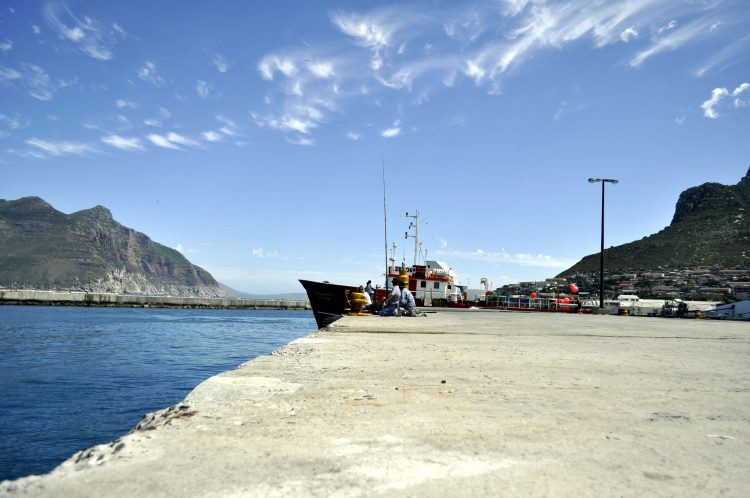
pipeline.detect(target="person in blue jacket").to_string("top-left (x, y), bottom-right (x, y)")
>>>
top-left (379, 277), bottom-right (402, 316)
top-left (398, 280), bottom-right (419, 316)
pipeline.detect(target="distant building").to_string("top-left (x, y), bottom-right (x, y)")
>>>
top-left (730, 283), bottom-right (750, 300)
top-left (707, 300), bottom-right (750, 319)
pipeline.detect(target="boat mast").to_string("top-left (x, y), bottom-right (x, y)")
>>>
top-left (382, 154), bottom-right (389, 291)
top-left (406, 210), bottom-right (420, 266)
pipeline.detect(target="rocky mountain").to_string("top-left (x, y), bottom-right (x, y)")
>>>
top-left (0, 197), bottom-right (227, 297)
top-left (559, 167), bottom-right (750, 275)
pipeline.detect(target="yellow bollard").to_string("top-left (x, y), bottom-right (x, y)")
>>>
top-left (347, 292), bottom-right (371, 316)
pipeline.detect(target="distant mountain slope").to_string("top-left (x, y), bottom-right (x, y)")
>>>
top-left (559, 167), bottom-right (750, 275)
top-left (0, 197), bottom-right (226, 297)
top-left (219, 283), bottom-right (307, 301)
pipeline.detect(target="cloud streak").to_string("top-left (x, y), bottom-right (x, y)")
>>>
top-left (254, 0), bottom-right (739, 140)
top-left (26, 138), bottom-right (95, 156)
top-left (250, 247), bottom-right (287, 259)
top-left (44, 2), bottom-right (122, 61)
top-left (435, 248), bottom-right (575, 269)
top-left (102, 134), bottom-right (145, 151)
top-left (0, 63), bottom-right (57, 100)
top-left (138, 61), bottom-right (165, 86)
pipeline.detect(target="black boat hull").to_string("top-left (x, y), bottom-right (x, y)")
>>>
top-left (299, 279), bottom-right (358, 329)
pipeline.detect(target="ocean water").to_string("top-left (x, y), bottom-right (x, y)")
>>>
top-left (0, 306), bottom-right (316, 482)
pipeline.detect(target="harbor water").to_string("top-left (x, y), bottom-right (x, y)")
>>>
top-left (0, 306), bottom-right (316, 481)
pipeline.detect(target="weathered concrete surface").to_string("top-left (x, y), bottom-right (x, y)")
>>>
top-left (0, 290), bottom-right (308, 310)
top-left (2, 311), bottom-right (749, 497)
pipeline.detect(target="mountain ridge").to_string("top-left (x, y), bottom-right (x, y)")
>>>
top-left (0, 197), bottom-right (226, 297)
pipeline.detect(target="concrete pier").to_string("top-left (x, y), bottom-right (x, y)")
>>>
top-left (2, 311), bottom-right (748, 497)
top-left (0, 290), bottom-right (308, 310)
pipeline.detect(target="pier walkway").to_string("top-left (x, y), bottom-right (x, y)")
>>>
top-left (2, 310), bottom-right (748, 497)
top-left (0, 290), bottom-right (308, 310)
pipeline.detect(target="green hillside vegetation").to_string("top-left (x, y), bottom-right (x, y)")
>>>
top-left (559, 167), bottom-right (750, 275)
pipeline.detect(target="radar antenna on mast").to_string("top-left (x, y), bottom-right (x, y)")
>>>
top-left (405, 210), bottom-right (421, 266)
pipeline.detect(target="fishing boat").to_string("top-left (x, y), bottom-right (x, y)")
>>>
top-left (299, 265), bottom-right (461, 329)
top-left (300, 210), bottom-right (464, 328)
top-left (300, 209), bottom-right (591, 328)
top-left (298, 280), bottom-right (359, 329)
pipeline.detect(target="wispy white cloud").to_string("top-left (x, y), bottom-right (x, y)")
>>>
top-left (435, 248), bottom-right (575, 269)
top-left (166, 132), bottom-right (200, 147)
top-left (620, 27), bottom-right (638, 42)
top-left (202, 115), bottom-right (240, 143)
top-left (115, 99), bottom-right (135, 109)
top-left (6, 148), bottom-right (47, 160)
top-left (0, 112), bottom-right (29, 138)
top-left (196, 79), bottom-right (209, 98)
top-left (145, 131), bottom-right (203, 149)
top-left (250, 247), bottom-right (288, 259)
top-left (102, 134), bottom-right (144, 151)
top-left (31, 25), bottom-right (41, 35)
top-left (701, 83), bottom-right (749, 119)
top-left (44, 3), bottom-right (118, 60)
top-left (654, 19), bottom-right (677, 38)
top-left (114, 114), bottom-right (132, 129)
top-left (255, 1), bottom-right (740, 141)
top-left (0, 40), bottom-right (12, 52)
top-left (0, 63), bottom-right (56, 100)
top-left (331, 8), bottom-right (414, 71)
top-left (141, 108), bottom-right (170, 129)
top-left (202, 130), bottom-right (223, 142)
top-left (112, 23), bottom-right (127, 39)
top-left (258, 55), bottom-right (299, 81)
top-left (553, 100), bottom-right (585, 121)
top-left (26, 137), bottom-right (95, 156)
top-left (146, 133), bottom-right (181, 150)
top-left (380, 120), bottom-right (401, 138)
top-left (174, 244), bottom-right (197, 254)
top-left (212, 54), bottom-right (229, 73)
top-left (694, 34), bottom-right (750, 77)
top-left (308, 60), bottom-right (335, 79)
top-left (137, 61), bottom-right (165, 86)
top-left (702, 88), bottom-right (728, 119)
top-left (286, 136), bottom-right (315, 146)
top-left (252, 111), bottom-right (319, 135)
top-left (630, 17), bottom-right (715, 68)
top-left (346, 131), bottom-right (361, 140)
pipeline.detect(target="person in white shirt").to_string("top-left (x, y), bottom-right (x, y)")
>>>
top-left (379, 278), bottom-right (402, 316)
top-left (365, 280), bottom-right (374, 303)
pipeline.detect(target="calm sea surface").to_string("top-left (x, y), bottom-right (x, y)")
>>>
top-left (0, 306), bottom-right (316, 481)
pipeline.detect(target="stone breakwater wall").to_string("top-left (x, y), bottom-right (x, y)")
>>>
top-left (0, 290), bottom-right (309, 310)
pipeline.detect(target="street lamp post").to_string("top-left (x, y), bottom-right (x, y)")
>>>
top-left (588, 177), bottom-right (619, 308)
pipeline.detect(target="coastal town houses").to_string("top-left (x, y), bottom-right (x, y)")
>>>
top-left (557, 267), bottom-right (750, 302)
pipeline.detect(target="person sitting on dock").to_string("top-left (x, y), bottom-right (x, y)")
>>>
top-left (397, 280), bottom-right (420, 317)
top-left (358, 285), bottom-right (373, 311)
top-left (379, 278), bottom-right (402, 316)
top-left (365, 280), bottom-right (374, 303)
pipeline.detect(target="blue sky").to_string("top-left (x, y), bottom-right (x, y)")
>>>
top-left (1, 1), bottom-right (748, 294)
